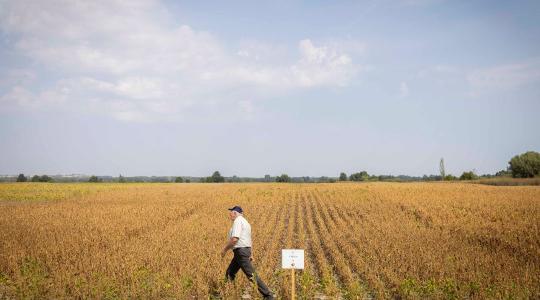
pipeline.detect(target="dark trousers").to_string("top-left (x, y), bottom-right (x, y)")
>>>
top-left (225, 247), bottom-right (273, 299)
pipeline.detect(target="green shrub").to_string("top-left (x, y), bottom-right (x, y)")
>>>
top-left (509, 151), bottom-right (540, 178)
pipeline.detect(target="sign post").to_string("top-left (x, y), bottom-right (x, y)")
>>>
top-left (282, 249), bottom-right (304, 300)
top-left (291, 266), bottom-right (295, 300)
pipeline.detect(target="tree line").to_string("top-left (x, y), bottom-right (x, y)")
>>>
top-left (10, 151), bottom-right (539, 183)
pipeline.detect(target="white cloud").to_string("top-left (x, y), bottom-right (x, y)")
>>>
top-left (0, 86), bottom-right (35, 107)
top-left (0, 69), bottom-right (36, 87)
top-left (467, 59), bottom-right (540, 95)
top-left (0, 0), bottom-right (361, 122)
top-left (237, 100), bottom-right (256, 121)
top-left (291, 39), bottom-right (355, 87)
top-left (417, 65), bottom-right (460, 79)
top-left (397, 0), bottom-right (445, 7)
top-left (114, 77), bottom-right (164, 100)
top-left (414, 60), bottom-right (540, 98)
top-left (0, 84), bottom-right (68, 110)
top-left (235, 40), bottom-right (289, 63)
top-left (202, 39), bottom-right (356, 88)
top-left (399, 82), bottom-right (409, 97)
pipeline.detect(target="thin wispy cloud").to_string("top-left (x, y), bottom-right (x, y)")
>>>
top-left (399, 82), bottom-right (409, 97)
top-left (467, 59), bottom-right (540, 96)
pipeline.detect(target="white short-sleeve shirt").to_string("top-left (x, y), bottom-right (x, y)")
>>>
top-left (228, 215), bottom-right (252, 248)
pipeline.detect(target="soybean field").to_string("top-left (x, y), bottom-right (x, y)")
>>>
top-left (0, 182), bottom-right (539, 299)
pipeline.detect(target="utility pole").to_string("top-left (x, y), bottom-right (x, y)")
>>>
top-left (440, 158), bottom-right (446, 180)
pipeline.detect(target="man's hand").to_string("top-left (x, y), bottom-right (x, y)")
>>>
top-left (249, 255), bottom-right (254, 262)
top-left (221, 237), bottom-right (238, 259)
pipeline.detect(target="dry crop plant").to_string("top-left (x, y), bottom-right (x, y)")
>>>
top-left (0, 182), bottom-right (539, 299)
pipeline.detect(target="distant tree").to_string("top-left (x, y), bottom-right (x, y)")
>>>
top-left (39, 175), bottom-right (53, 182)
top-left (88, 175), bottom-right (100, 182)
top-left (509, 151), bottom-right (540, 178)
top-left (439, 158), bottom-right (446, 180)
top-left (495, 169), bottom-right (511, 177)
top-left (349, 171), bottom-right (369, 181)
top-left (264, 174), bottom-right (271, 182)
top-left (185, 179), bottom-right (191, 183)
top-left (31, 175), bottom-right (40, 182)
top-left (339, 172), bottom-right (347, 181)
top-left (422, 174), bottom-right (442, 181)
top-left (444, 174), bottom-right (456, 181)
top-left (276, 174), bottom-right (291, 182)
top-left (379, 175), bottom-right (393, 181)
top-left (210, 171), bottom-right (225, 183)
top-left (459, 171), bottom-right (478, 180)
top-left (16, 174), bottom-right (27, 182)
top-left (175, 177), bottom-right (184, 183)
top-left (118, 174), bottom-right (126, 183)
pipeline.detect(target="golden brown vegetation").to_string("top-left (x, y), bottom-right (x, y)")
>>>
top-left (0, 182), bottom-right (539, 299)
top-left (475, 177), bottom-right (540, 186)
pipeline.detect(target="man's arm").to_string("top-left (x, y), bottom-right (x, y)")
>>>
top-left (221, 237), bottom-right (239, 257)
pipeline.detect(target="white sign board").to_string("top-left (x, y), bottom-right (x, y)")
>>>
top-left (282, 249), bottom-right (304, 269)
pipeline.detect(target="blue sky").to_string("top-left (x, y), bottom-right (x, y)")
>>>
top-left (1, 0), bottom-right (539, 177)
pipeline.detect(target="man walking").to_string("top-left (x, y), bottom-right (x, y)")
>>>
top-left (221, 206), bottom-right (274, 299)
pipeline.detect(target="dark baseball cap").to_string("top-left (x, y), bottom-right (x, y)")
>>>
top-left (228, 206), bottom-right (243, 213)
